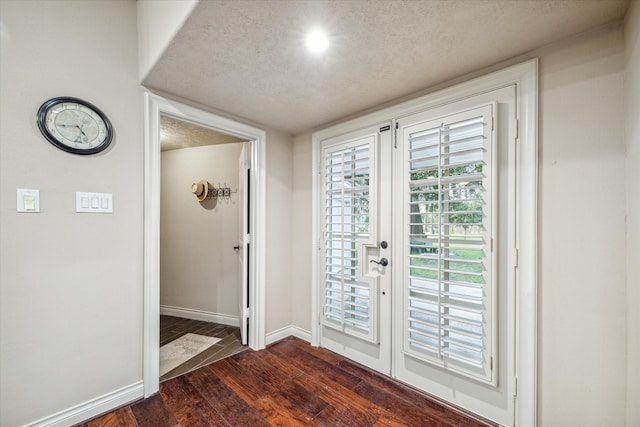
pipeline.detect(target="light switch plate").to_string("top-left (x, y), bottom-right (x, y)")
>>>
top-left (17, 189), bottom-right (40, 213)
top-left (76, 192), bottom-right (112, 213)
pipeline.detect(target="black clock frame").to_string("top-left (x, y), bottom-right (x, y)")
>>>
top-left (37, 96), bottom-right (113, 155)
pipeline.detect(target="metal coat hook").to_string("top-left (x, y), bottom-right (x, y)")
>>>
top-left (193, 179), bottom-right (237, 202)
top-left (203, 182), bottom-right (236, 200)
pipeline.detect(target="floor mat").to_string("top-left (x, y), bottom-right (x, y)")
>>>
top-left (159, 333), bottom-right (221, 376)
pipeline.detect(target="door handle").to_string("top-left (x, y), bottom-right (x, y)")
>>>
top-left (233, 245), bottom-right (240, 252)
top-left (370, 258), bottom-right (388, 267)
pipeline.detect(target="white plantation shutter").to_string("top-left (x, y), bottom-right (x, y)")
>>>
top-left (322, 136), bottom-right (378, 342)
top-left (403, 104), bottom-right (495, 383)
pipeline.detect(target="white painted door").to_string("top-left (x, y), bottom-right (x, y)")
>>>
top-left (392, 86), bottom-right (517, 425)
top-left (319, 123), bottom-right (393, 374)
top-left (238, 141), bottom-right (251, 345)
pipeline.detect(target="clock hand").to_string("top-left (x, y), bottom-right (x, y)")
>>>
top-left (58, 124), bottom-right (88, 143)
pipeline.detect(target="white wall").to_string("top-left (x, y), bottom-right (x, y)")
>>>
top-left (265, 128), bottom-right (294, 334)
top-left (160, 144), bottom-right (242, 322)
top-left (0, 1), bottom-right (143, 426)
top-left (137, 0), bottom-right (199, 81)
top-left (289, 24), bottom-right (631, 427)
top-left (624, 1), bottom-right (640, 426)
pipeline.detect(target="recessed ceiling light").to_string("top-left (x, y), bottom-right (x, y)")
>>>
top-left (306, 29), bottom-right (329, 54)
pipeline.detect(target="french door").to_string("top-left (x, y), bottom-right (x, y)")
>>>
top-left (317, 85), bottom-right (518, 425)
top-left (319, 123), bottom-right (393, 374)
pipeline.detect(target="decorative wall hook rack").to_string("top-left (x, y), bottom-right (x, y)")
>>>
top-left (192, 180), bottom-right (236, 202)
top-left (207, 182), bottom-right (236, 200)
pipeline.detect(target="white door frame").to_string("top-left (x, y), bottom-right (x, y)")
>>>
top-left (311, 59), bottom-right (537, 426)
top-left (142, 91), bottom-right (267, 397)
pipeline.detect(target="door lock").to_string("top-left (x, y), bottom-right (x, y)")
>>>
top-left (370, 258), bottom-right (389, 267)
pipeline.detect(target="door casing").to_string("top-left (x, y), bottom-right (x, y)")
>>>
top-left (311, 59), bottom-right (538, 426)
top-left (143, 91), bottom-right (267, 397)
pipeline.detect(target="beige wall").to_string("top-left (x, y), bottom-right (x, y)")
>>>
top-left (160, 143), bottom-right (243, 320)
top-left (265, 128), bottom-right (294, 334)
top-left (624, 1), bottom-right (640, 426)
top-left (537, 26), bottom-right (627, 427)
top-left (291, 133), bottom-right (313, 332)
top-left (290, 24), bottom-right (633, 426)
top-left (0, 1), bottom-right (143, 426)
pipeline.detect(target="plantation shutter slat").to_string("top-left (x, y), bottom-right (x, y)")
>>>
top-left (403, 105), bottom-right (495, 383)
top-left (322, 136), bottom-right (377, 341)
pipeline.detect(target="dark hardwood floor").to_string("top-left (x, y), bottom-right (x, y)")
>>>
top-left (79, 337), bottom-right (496, 427)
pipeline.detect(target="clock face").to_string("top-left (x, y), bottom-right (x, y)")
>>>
top-left (37, 97), bottom-right (113, 155)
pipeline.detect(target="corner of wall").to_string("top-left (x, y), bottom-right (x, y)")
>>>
top-left (136, 0), bottom-right (200, 82)
top-left (624, 2), bottom-right (640, 425)
top-left (290, 133), bottom-right (314, 334)
top-left (264, 128), bottom-right (295, 334)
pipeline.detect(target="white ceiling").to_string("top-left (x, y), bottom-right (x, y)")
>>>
top-left (143, 0), bottom-right (629, 135)
top-left (160, 115), bottom-right (246, 151)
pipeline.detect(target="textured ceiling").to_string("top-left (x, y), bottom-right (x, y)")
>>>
top-left (144, 0), bottom-right (629, 135)
top-left (160, 115), bottom-right (246, 151)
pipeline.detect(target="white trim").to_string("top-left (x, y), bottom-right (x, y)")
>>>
top-left (311, 59), bottom-right (538, 427)
top-left (143, 92), bottom-right (160, 398)
top-left (143, 92), bottom-right (267, 400)
top-left (26, 382), bottom-right (143, 427)
top-left (266, 325), bottom-right (312, 345)
top-left (160, 305), bottom-right (240, 327)
top-left (252, 132), bottom-right (267, 351)
top-left (311, 136), bottom-right (320, 347)
top-left (513, 59), bottom-right (538, 427)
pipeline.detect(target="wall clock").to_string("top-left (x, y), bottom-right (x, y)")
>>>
top-left (37, 97), bottom-right (113, 155)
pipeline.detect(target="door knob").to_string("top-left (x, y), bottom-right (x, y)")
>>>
top-left (370, 258), bottom-right (389, 267)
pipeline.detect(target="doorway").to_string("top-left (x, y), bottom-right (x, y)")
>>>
top-left (158, 114), bottom-right (248, 380)
top-left (143, 92), bottom-right (267, 398)
top-left (316, 89), bottom-right (515, 425)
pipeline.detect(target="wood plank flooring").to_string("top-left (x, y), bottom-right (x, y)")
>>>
top-left (160, 315), bottom-right (245, 381)
top-left (79, 337), bottom-right (496, 427)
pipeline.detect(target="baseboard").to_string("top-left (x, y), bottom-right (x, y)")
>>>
top-left (26, 381), bottom-right (143, 427)
top-left (266, 325), bottom-right (312, 345)
top-left (160, 305), bottom-right (240, 327)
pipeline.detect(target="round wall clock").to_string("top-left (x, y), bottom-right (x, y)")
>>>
top-left (37, 97), bottom-right (113, 155)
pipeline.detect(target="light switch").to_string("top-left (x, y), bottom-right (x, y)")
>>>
top-left (17, 189), bottom-right (40, 213)
top-left (76, 192), bottom-right (113, 213)
top-left (24, 195), bottom-right (36, 210)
